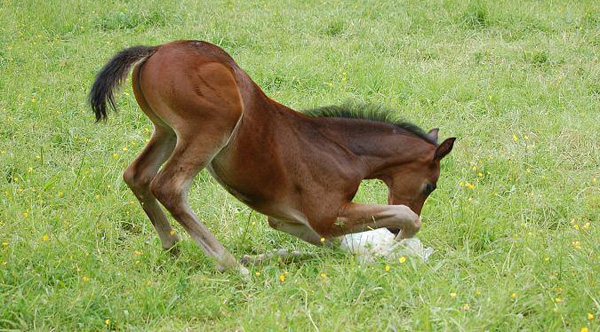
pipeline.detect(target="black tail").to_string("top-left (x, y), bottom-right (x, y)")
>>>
top-left (89, 45), bottom-right (157, 121)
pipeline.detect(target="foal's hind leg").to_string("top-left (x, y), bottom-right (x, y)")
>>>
top-left (150, 132), bottom-right (247, 274)
top-left (123, 126), bottom-right (179, 249)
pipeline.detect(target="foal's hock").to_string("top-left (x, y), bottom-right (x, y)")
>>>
top-left (89, 40), bottom-right (455, 274)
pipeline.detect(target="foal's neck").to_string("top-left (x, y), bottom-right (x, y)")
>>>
top-left (313, 117), bottom-right (435, 178)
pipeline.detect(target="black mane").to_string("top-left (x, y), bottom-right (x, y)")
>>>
top-left (303, 103), bottom-right (436, 145)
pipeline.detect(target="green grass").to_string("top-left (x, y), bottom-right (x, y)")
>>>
top-left (1, 0), bottom-right (599, 330)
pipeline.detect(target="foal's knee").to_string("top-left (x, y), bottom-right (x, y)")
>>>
top-left (123, 167), bottom-right (154, 193)
top-left (267, 217), bottom-right (282, 230)
top-left (394, 205), bottom-right (421, 237)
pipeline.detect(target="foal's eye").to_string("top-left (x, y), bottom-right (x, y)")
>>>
top-left (423, 183), bottom-right (436, 196)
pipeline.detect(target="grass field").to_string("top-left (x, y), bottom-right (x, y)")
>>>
top-left (1, 0), bottom-right (600, 330)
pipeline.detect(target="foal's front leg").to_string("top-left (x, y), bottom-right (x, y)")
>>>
top-left (335, 202), bottom-right (421, 239)
top-left (241, 217), bottom-right (332, 266)
top-left (267, 217), bottom-right (323, 245)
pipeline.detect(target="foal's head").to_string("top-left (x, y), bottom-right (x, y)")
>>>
top-left (304, 104), bottom-right (456, 219)
top-left (380, 129), bottom-right (455, 216)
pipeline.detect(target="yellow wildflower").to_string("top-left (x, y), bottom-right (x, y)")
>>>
top-left (385, 265), bottom-right (390, 272)
top-left (112, 153), bottom-right (118, 158)
top-left (572, 241), bottom-right (581, 249)
top-left (573, 224), bottom-right (580, 230)
top-left (28, 167), bottom-right (33, 173)
top-left (511, 293), bottom-right (517, 299)
top-left (588, 313), bottom-right (594, 320)
top-left (279, 275), bottom-right (285, 282)
top-left (255, 272), bottom-right (260, 276)
top-left (512, 134), bottom-right (519, 142)
top-left (41, 234), bottom-right (49, 242)
top-left (583, 222), bottom-right (590, 230)
top-left (581, 328), bottom-right (588, 332)
top-left (450, 292), bottom-right (457, 298)
top-left (320, 237), bottom-right (326, 243)
top-left (593, 177), bottom-right (597, 184)
top-left (1, 242), bottom-right (7, 248)
top-left (23, 211), bottom-right (28, 218)
top-left (170, 230), bottom-right (176, 236)
top-left (478, 172), bottom-right (483, 177)
top-left (134, 250), bottom-right (142, 255)
top-left (105, 319), bottom-right (110, 325)
top-left (122, 147), bottom-right (127, 152)
top-left (320, 273), bottom-right (327, 278)
top-left (462, 303), bottom-right (470, 310)
top-left (399, 256), bottom-right (407, 263)
top-left (83, 276), bottom-right (90, 282)
top-left (555, 297), bottom-right (563, 303)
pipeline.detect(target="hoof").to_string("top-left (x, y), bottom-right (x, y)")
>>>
top-left (240, 255), bottom-right (252, 266)
top-left (164, 244), bottom-right (181, 257)
top-left (216, 261), bottom-right (250, 280)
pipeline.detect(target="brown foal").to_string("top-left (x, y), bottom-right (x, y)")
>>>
top-left (89, 40), bottom-right (455, 274)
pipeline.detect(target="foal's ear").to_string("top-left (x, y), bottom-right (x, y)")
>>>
top-left (434, 137), bottom-right (456, 161)
top-left (427, 128), bottom-right (439, 143)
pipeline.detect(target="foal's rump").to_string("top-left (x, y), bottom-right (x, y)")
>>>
top-left (89, 40), bottom-right (245, 135)
top-left (139, 47), bottom-right (243, 135)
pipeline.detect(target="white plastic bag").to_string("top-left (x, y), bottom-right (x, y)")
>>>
top-left (340, 228), bottom-right (433, 263)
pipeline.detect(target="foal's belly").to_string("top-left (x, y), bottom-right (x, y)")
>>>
top-left (206, 158), bottom-right (311, 227)
top-left (206, 160), bottom-right (283, 217)
top-left (206, 163), bottom-right (255, 204)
